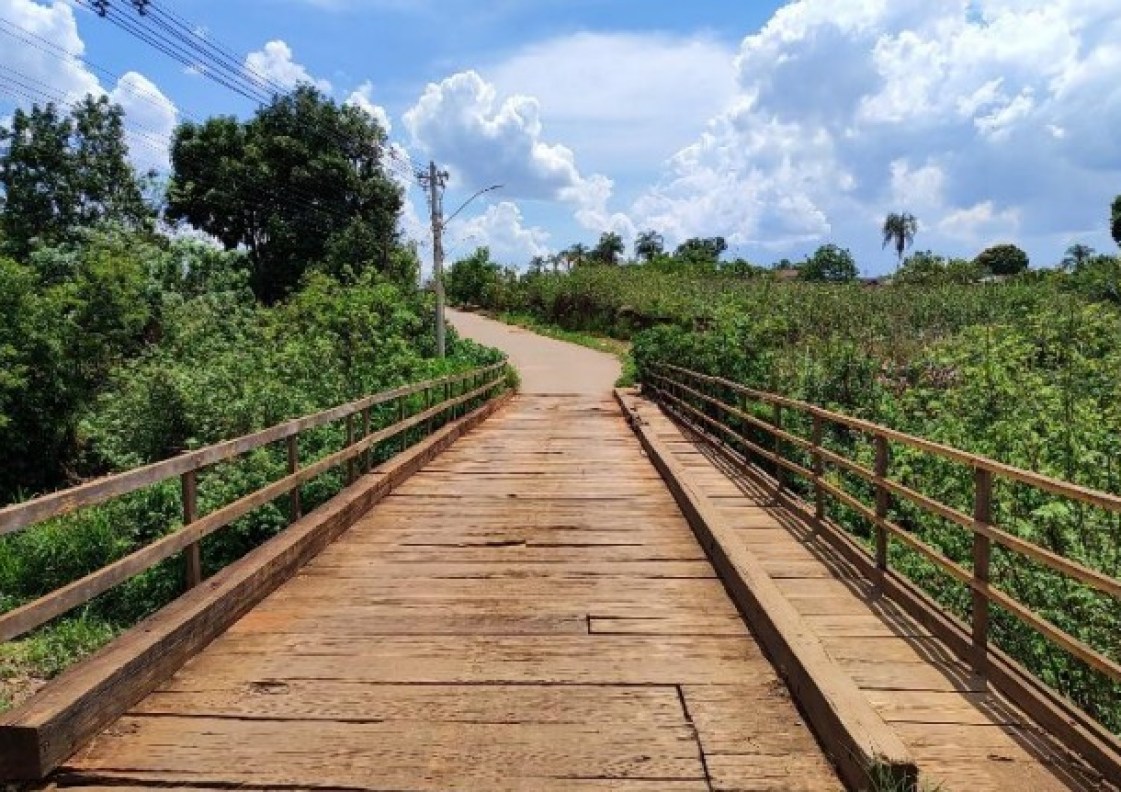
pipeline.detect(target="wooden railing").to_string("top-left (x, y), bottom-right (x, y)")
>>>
top-left (0, 363), bottom-right (509, 643)
top-left (644, 363), bottom-right (1121, 687)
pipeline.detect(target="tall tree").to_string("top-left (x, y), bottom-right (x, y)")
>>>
top-left (975, 243), bottom-right (1029, 276)
top-left (0, 97), bottom-right (150, 261)
top-left (634, 230), bottom-right (664, 262)
top-left (799, 244), bottom-right (858, 283)
top-left (167, 86), bottom-right (402, 303)
top-left (0, 103), bottom-right (74, 257)
top-left (593, 231), bottom-right (625, 265)
top-left (675, 236), bottom-right (727, 265)
top-left (71, 96), bottom-right (150, 230)
top-left (881, 212), bottom-right (918, 265)
top-left (563, 243), bottom-right (589, 270)
top-left (1061, 243), bottom-right (1096, 271)
top-left (1111, 195), bottom-right (1121, 249)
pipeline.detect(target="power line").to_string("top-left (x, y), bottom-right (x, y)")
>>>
top-left (74, 0), bottom-right (417, 195)
top-left (8, 0), bottom-right (436, 243)
top-left (0, 72), bottom-right (365, 230)
top-left (142, 1), bottom-right (290, 97)
top-left (74, 0), bottom-right (270, 104)
top-left (0, 17), bottom-right (182, 123)
top-left (0, 65), bottom-right (173, 152)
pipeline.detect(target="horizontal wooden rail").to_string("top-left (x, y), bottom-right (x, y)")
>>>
top-left (0, 365), bottom-right (508, 642)
top-left (0, 364), bottom-right (506, 538)
top-left (657, 363), bottom-right (1121, 514)
top-left (646, 363), bottom-right (1121, 691)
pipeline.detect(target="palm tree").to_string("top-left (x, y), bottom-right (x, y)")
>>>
top-left (593, 232), bottom-right (625, 265)
top-left (634, 230), bottom-right (665, 262)
top-left (882, 212), bottom-right (919, 265)
top-left (564, 243), bottom-right (589, 270)
top-left (1061, 243), bottom-right (1096, 271)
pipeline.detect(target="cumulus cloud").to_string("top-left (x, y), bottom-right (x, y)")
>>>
top-left (448, 201), bottom-right (550, 265)
top-left (345, 80), bottom-right (392, 133)
top-left (485, 32), bottom-right (737, 174)
top-left (630, 0), bottom-right (1121, 267)
top-left (402, 70), bottom-right (621, 235)
top-left (0, 0), bottom-right (178, 170)
top-left (110, 71), bottom-right (178, 170)
top-left (244, 40), bottom-right (332, 93)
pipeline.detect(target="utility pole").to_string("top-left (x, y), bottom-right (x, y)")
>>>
top-left (421, 161), bottom-right (450, 357)
top-left (419, 163), bottom-right (503, 359)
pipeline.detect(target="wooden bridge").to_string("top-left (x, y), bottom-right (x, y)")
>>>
top-left (1, 310), bottom-right (1120, 791)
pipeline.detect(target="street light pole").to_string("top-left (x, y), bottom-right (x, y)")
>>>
top-left (425, 162), bottom-right (449, 358)
top-left (421, 162), bottom-right (502, 358)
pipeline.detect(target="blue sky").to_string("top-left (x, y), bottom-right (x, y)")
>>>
top-left (3, 0), bottom-right (1121, 273)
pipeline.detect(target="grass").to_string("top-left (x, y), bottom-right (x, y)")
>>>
top-left (0, 614), bottom-right (117, 713)
top-left (491, 311), bottom-right (637, 387)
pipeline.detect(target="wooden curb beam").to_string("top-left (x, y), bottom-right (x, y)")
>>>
top-left (645, 364), bottom-right (1121, 787)
top-left (615, 389), bottom-right (918, 792)
top-left (0, 392), bottom-right (512, 781)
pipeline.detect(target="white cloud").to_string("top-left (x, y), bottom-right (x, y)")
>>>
top-left (110, 71), bottom-right (178, 170)
top-left (485, 32), bottom-right (737, 174)
top-left (345, 80), bottom-right (392, 133)
top-left (0, 0), bottom-right (178, 171)
top-left (0, 0), bottom-right (99, 101)
top-left (244, 40), bottom-right (332, 93)
top-left (627, 0), bottom-right (1121, 266)
top-left (448, 201), bottom-right (550, 265)
top-left (938, 201), bottom-right (1021, 243)
top-left (402, 70), bottom-right (621, 235)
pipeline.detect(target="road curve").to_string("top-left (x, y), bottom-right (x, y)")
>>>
top-left (447, 308), bottom-right (621, 396)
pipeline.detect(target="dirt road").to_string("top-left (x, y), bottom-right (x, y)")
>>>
top-left (447, 308), bottom-right (620, 395)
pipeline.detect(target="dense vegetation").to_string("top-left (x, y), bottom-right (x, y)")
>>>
top-left (0, 90), bottom-right (500, 710)
top-left (448, 223), bottom-right (1121, 731)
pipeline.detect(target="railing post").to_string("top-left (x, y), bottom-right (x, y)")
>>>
top-left (397, 395), bottom-right (407, 454)
top-left (812, 414), bottom-right (825, 532)
top-left (346, 413), bottom-right (356, 484)
top-left (972, 467), bottom-right (993, 681)
top-left (362, 407), bottom-right (372, 473)
top-left (773, 403), bottom-right (786, 493)
top-left (181, 469), bottom-right (201, 590)
top-left (287, 434), bottom-right (302, 522)
top-left (874, 435), bottom-right (890, 590)
top-left (425, 386), bottom-right (433, 437)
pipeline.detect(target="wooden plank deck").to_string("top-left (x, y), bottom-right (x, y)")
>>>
top-left (636, 399), bottom-right (1115, 792)
top-left (55, 396), bottom-right (842, 792)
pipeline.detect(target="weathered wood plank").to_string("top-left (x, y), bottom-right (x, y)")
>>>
top-left (48, 392), bottom-right (842, 791)
top-left (66, 716), bottom-right (705, 790)
top-left (617, 390), bottom-right (916, 791)
top-left (0, 394), bottom-right (511, 780)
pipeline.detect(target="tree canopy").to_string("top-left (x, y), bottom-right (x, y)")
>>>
top-left (446, 246), bottom-right (503, 306)
top-left (882, 212), bottom-right (918, 265)
top-left (1111, 195), bottom-right (1121, 249)
top-left (634, 230), bottom-right (664, 262)
top-left (674, 236), bottom-right (727, 265)
top-left (799, 244), bottom-right (858, 283)
top-left (593, 231), bottom-right (625, 265)
top-left (0, 96), bottom-right (151, 260)
top-left (976, 243), bottom-right (1029, 276)
top-left (166, 86), bottom-right (403, 303)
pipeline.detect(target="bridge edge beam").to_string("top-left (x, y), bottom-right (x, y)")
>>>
top-left (616, 388), bottom-right (918, 792)
top-left (0, 392), bottom-right (512, 782)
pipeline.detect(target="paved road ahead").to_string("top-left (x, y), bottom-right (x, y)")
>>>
top-left (448, 308), bottom-right (620, 395)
